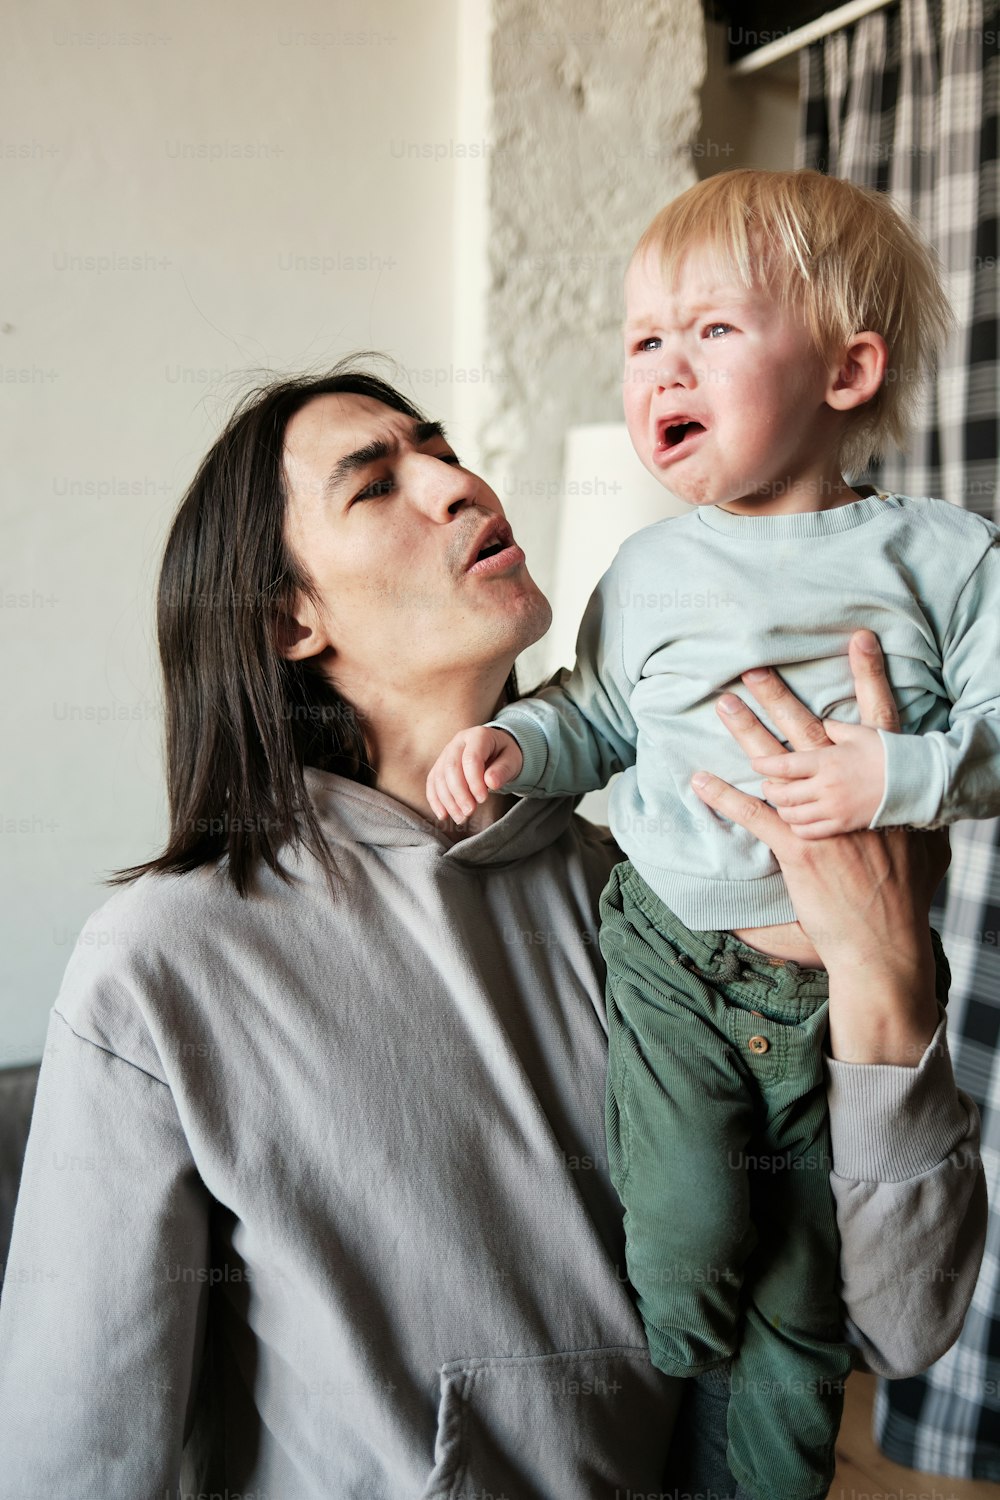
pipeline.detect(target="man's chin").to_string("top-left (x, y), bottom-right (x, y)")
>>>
top-left (458, 567), bottom-right (551, 661)
top-left (509, 577), bottom-right (553, 651)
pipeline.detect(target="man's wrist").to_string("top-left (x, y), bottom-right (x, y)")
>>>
top-left (827, 980), bottom-right (939, 1064)
top-left (826, 934), bottom-right (938, 1065)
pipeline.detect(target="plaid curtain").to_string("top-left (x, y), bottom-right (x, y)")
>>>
top-left (799, 0), bottom-right (998, 520)
top-left (799, 0), bottom-right (1000, 1481)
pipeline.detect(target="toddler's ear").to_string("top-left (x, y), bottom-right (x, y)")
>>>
top-left (825, 331), bottom-right (888, 412)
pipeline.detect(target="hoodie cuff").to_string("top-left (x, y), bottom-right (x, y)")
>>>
top-left (826, 1012), bottom-right (970, 1183)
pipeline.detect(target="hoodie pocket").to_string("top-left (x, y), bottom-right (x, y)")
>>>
top-left (419, 1344), bottom-right (679, 1500)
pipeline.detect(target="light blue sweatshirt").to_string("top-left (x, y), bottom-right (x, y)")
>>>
top-left (492, 493), bottom-right (1000, 930)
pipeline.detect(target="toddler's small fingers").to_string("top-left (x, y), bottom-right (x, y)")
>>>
top-left (425, 767), bottom-right (449, 821)
top-left (486, 741), bottom-right (523, 789)
top-left (776, 802), bottom-right (824, 826)
top-left (750, 751), bottom-right (817, 780)
top-left (790, 820), bottom-right (843, 841)
top-left (461, 744), bottom-right (489, 803)
top-left (762, 779), bottom-right (818, 808)
top-left (442, 758), bottom-right (475, 823)
top-left (426, 783), bottom-right (444, 823)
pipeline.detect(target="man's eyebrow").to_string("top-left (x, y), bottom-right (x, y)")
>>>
top-left (323, 419), bottom-right (448, 498)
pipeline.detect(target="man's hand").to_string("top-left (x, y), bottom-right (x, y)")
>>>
top-left (751, 720), bottom-right (886, 838)
top-left (426, 727), bottom-right (524, 825)
top-left (690, 630), bottom-right (948, 1064)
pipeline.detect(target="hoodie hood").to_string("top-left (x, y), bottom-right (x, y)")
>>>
top-left (302, 765), bottom-right (581, 867)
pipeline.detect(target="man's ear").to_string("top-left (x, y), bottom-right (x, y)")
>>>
top-left (825, 331), bottom-right (889, 412)
top-left (275, 592), bottom-right (330, 662)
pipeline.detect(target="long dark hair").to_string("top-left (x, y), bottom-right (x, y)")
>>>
top-left (109, 361), bottom-right (519, 898)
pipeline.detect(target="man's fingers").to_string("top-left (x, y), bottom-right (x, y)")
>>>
top-left (849, 630), bottom-right (900, 733)
top-left (714, 693), bottom-right (785, 758)
top-left (740, 668), bottom-right (833, 751)
top-left (691, 770), bottom-right (792, 857)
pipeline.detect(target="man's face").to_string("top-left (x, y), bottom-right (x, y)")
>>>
top-left (280, 393), bottom-right (551, 695)
top-left (622, 247), bottom-right (841, 514)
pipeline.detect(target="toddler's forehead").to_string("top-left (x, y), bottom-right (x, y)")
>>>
top-left (624, 244), bottom-right (768, 315)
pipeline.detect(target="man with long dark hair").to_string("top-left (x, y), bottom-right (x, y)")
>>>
top-left (0, 364), bottom-right (986, 1496)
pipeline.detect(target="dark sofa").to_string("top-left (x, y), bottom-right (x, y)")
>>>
top-left (0, 1064), bottom-right (41, 1286)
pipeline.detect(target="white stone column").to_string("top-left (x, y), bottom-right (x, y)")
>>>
top-left (480, 0), bottom-right (706, 679)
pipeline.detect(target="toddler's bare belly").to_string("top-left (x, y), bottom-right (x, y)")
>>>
top-left (731, 921), bottom-right (826, 971)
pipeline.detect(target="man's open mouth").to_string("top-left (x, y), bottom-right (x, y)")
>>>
top-left (475, 539), bottom-right (507, 561)
top-left (465, 518), bottom-right (524, 574)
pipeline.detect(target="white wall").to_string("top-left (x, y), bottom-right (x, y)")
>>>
top-left (483, 0), bottom-right (706, 685)
top-left (1, 0), bottom-right (462, 1063)
top-left (1, 0), bottom-right (711, 1063)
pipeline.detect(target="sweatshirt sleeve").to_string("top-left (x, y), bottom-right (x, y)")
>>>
top-left (874, 537), bottom-right (1000, 828)
top-left (825, 1013), bottom-right (986, 1377)
top-left (488, 563), bottom-right (639, 796)
top-left (0, 1009), bottom-right (211, 1498)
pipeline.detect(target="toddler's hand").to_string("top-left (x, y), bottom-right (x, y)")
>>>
top-left (426, 727), bottom-right (524, 825)
top-left (750, 720), bottom-right (886, 839)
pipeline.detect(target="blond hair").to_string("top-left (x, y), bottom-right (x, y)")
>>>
top-left (635, 169), bottom-right (952, 476)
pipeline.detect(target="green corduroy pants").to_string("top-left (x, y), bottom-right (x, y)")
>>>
top-left (601, 858), bottom-right (949, 1500)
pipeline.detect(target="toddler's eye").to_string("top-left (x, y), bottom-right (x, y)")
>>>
top-left (704, 323), bottom-right (733, 339)
top-left (634, 336), bottom-right (661, 353)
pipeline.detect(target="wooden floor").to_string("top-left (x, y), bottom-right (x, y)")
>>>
top-left (831, 1372), bottom-right (999, 1498)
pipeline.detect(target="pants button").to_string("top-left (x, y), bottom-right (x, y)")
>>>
top-left (748, 1034), bottom-right (770, 1054)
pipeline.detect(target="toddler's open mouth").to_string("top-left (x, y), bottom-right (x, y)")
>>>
top-left (654, 418), bottom-right (706, 465)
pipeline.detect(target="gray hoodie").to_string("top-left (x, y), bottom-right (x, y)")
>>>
top-left (0, 770), bottom-right (985, 1498)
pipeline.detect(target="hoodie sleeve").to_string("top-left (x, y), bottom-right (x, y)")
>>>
top-left (826, 1013), bottom-right (986, 1377)
top-left (0, 1009), bottom-right (211, 1498)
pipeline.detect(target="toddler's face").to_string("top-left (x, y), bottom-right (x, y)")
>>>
top-left (622, 247), bottom-right (842, 515)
